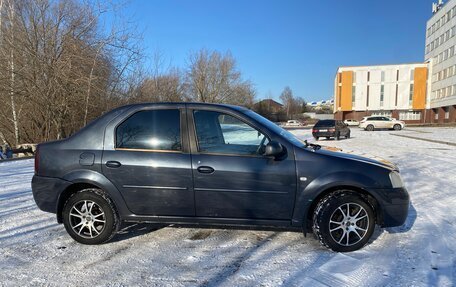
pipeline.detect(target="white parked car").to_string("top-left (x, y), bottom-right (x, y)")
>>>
top-left (344, 119), bottom-right (360, 126)
top-left (359, 116), bottom-right (405, 131)
top-left (284, 120), bottom-right (304, 127)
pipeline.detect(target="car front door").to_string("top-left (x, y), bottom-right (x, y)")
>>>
top-left (188, 107), bottom-right (296, 220)
top-left (101, 105), bottom-right (194, 216)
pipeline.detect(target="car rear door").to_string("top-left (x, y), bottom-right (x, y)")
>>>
top-left (188, 106), bottom-right (296, 220)
top-left (101, 104), bottom-right (194, 216)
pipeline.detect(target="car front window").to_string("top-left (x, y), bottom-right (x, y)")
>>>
top-left (194, 110), bottom-right (269, 155)
top-left (242, 110), bottom-right (306, 148)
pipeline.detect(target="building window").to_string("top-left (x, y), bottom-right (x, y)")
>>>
top-left (352, 86), bottom-right (356, 105)
top-left (410, 69), bottom-right (414, 81)
top-left (367, 71), bottom-right (370, 82)
top-left (381, 71), bottom-right (385, 82)
top-left (445, 49), bottom-right (449, 60)
top-left (445, 107), bottom-right (450, 119)
top-left (451, 46), bottom-right (455, 57)
top-left (380, 85), bottom-right (384, 106)
top-left (399, 111), bottom-right (421, 121)
top-left (409, 84), bottom-right (414, 105)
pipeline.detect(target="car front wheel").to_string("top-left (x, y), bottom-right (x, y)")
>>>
top-left (393, 124), bottom-right (402, 131)
top-left (313, 191), bottom-right (375, 252)
top-left (62, 188), bottom-right (120, 245)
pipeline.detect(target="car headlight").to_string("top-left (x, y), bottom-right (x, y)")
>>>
top-left (389, 171), bottom-right (404, 188)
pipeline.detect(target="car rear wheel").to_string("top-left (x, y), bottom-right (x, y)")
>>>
top-left (62, 188), bottom-right (119, 245)
top-left (314, 136), bottom-right (319, 140)
top-left (366, 125), bottom-right (374, 131)
top-left (393, 124), bottom-right (402, 131)
top-left (313, 191), bottom-right (375, 252)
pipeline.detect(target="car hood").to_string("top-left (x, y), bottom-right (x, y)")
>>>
top-left (314, 146), bottom-right (398, 171)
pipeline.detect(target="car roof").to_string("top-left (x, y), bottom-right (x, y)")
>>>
top-left (117, 102), bottom-right (249, 112)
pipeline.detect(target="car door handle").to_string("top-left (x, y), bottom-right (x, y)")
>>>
top-left (197, 166), bottom-right (215, 174)
top-left (106, 161), bottom-right (121, 168)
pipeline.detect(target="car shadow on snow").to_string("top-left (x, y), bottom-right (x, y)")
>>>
top-left (111, 222), bottom-right (167, 243)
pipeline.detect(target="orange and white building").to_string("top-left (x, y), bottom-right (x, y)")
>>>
top-left (333, 63), bottom-right (430, 123)
top-left (334, 0), bottom-right (456, 124)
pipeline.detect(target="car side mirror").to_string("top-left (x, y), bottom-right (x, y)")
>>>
top-left (264, 141), bottom-right (284, 158)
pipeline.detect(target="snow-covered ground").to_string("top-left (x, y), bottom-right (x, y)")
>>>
top-left (0, 127), bottom-right (455, 286)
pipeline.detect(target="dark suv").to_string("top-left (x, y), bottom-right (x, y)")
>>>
top-left (32, 103), bottom-right (409, 252)
top-left (312, 120), bottom-right (350, 140)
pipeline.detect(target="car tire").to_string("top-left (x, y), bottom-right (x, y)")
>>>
top-left (62, 188), bottom-right (120, 245)
top-left (393, 124), bottom-right (402, 131)
top-left (314, 136), bottom-right (319, 140)
top-left (325, 137), bottom-right (330, 140)
top-left (366, 125), bottom-right (374, 131)
top-left (313, 191), bottom-right (375, 252)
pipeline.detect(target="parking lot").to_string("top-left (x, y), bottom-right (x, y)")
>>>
top-left (0, 127), bottom-right (455, 286)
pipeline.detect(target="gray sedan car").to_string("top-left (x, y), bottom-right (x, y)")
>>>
top-left (32, 103), bottom-right (409, 252)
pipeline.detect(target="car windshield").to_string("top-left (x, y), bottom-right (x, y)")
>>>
top-left (315, 120), bottom-right (335, 127)
top-left (243, 110), bottom-right (306, 148)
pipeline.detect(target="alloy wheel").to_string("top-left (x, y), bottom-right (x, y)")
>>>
top-left (69, 200), bottom-right (106, 239)
top-left (328, 203), bottom-right (369, 246)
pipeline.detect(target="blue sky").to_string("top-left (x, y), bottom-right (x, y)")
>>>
top-left (113, 0), bottom-right (434, 102)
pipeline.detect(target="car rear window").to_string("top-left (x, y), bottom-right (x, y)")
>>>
top-left (116, 109), bottom-right (181, 151)
top-left (315, 120), bottom-right (335, 127)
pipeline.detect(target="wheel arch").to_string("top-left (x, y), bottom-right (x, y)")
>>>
top-left (299, 185), bottom-right (382, 233)
top-left (306, 185), bottom-right (381, 228)
top-left (57, 170), bottom-right (131, 223)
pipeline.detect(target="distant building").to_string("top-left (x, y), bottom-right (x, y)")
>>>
top-left (307, 99), bottom-right (334, 110)
top-left (425, 0), bottom-right (456, 123)
top-left (333, 63), bottom-right (429, 123)
top-left (253, 99), bottom-right (284, 121)
top-left (254, 99), bottom-right (283, 113)
top-left (333, 0), bottom-right (456, 124)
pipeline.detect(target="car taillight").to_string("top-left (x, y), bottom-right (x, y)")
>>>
top-left (329, 128), bottom-right (336, 132)
top-left (312, 129), bottom-right (318, 133)
top-left (34, 145), bottom-right (39, 175)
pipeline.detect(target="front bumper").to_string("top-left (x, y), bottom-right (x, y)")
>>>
top-left (375, 187), bottom-right (410, 227)
top-left (31, 175), bottom-right (72, 214)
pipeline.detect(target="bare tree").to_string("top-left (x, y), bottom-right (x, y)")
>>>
top-left (280, 86), bottom-right (293, 118)
top-left (185, 49), bottom-right (255, 107)
top-left (0, 0), bottom-right (143, 144)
